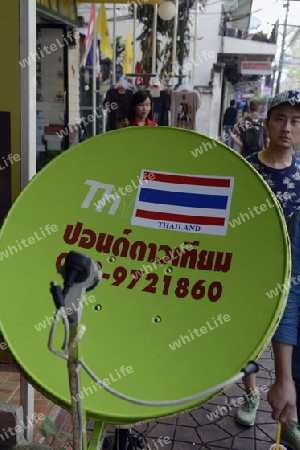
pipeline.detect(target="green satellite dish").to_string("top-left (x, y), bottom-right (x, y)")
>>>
top-left (0, 127), bottom-right (289, 425)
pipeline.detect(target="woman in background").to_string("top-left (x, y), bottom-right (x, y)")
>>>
top-left (118, 90), bottom-right (157, 128)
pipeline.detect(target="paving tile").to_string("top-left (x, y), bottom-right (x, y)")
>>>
top-left (174, 426), bottom-right (201, 444)
top-left (255, 410), bottom-right (275, 425)
top-left (256, 423), bottom-right (276, 442)
top-left (177, 413), bottom-right (199, 427)
top-left (258, 390), bottom-right (270, 402)
top-left (209, 404), bottom-right (236, 419)
top-left (191, 408), bottom-right (219, 426)
top-left (215, 416), bottom-right (242, 434)
top-left (258, 399), bottom-right (273, 412)
top-left (203, 438), bottom-right (233, 449)
top-left (159, 416), bottom-right (178, 425)
top-left (200, 404), bottom-right (220, 415)
top-left (145, 436), bottom-right (173, 449)
top-left (208, 394), bottom-right (231, 406)
top-left (146, 423), bottom-right (176, 440)
top-left (197, 424), bottom-right (231, 443)
top-left (132, 422), bottom-right (151, 434)
top-left (255, 441), bottom-right (275, 450)
top-left (234, 427), bottom-right (255, 439)
top-left (232, 437), bottom-right (255, 450)
top-left (256, 376), bottom-right (273, 387)
top-left (172, 442), bottom-right (200, 450)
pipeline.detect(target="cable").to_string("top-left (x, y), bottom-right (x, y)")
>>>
top-left (48, 310), bottom-right (68, 361)
top-left (78, 358), bottom-right (253, 407)
top-left (61, 307), bottom-right (70, 352)
top-left (48, 306), bottom-right (258, 408)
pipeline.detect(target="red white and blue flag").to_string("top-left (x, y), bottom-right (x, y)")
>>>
top-left (132, 170), bottom-right (234, 235)
top-left (82, 4), bottom-right (101, 79)
top-left (82, 4), bottom-right (94, 66)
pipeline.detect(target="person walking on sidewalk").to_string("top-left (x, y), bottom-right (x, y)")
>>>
top-left (222, 100), bottom-right (238, 149)
top-left (231, 97), bottom-right (268, 157)
top-left (235, 90), bottom-right (300, 449)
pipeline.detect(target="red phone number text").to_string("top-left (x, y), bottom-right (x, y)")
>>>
top-left (102, 265), bottom-right (223, 302)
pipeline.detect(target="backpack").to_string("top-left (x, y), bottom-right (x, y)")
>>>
top-left (241, 116), bottom-right (264, 153)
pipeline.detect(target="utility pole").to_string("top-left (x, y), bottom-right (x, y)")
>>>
top-left (275, 0), bottom-right (290, 94)
top-left (178, 0), bottom-right (189, 85)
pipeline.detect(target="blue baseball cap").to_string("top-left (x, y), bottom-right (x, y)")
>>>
top-left (268, 90), bottom-right (300, 113)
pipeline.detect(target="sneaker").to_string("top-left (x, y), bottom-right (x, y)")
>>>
top-left (281, 419), bottom-right (300, 450)
top-left (235, 391), bottom-right (260, 426)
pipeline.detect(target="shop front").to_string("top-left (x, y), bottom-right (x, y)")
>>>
top-left (36, 0), bottom-right (80, 169)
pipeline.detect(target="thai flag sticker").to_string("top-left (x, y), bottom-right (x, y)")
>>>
top-left (131, 170), bottom-right (234, 235)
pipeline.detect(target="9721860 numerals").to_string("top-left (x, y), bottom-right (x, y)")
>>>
top-left (109, 266), bottom-right (222, 302)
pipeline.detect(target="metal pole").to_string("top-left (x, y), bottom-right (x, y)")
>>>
top-left (178, 0), bottom-right (186, 85)
top-left (112, 4), bottom-right (116, 84)
top-left (92, 7), bottom-right (97, 136)
top-left (20, 0), bottom-right (36, 189)
top-left (276, 0), bottom-right (289, 95)
top-left (152, 4), bottom-right (158, 74)
top-left (192, 0), bottom-right (199, 85)
top-left (133, 4), bottom-right (136, 72)
top-left (172, 0), bottom-right (179, 88)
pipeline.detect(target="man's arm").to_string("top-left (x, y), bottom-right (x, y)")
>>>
top-left (267, 340), bottom-right (296, 425)
top-left (230, 118), bottom-right (244, 149)
top-left (230, 131), bottom-right (243, 149)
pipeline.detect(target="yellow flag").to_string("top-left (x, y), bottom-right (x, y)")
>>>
top-left (123, 25), bottom-right (133, 74)
top-left (95, 4), bottom-right (112, 60)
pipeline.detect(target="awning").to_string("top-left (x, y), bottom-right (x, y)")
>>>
top-left (37, 0), bottom-right (78, 26)
top-left (78, 0), bottom-right (161, 4)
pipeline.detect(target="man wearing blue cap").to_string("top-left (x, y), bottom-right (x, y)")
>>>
top-left (234, 90), bottom-right (300, 448)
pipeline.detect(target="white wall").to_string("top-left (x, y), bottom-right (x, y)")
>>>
top-left (223, 36), bottom-right (277, 56)
top-left (187, 0), bottom-right (221, 86)
top-left (195, 64), bottom-right (224, 137)
top-left (196, 89), bottom-right (212, 135)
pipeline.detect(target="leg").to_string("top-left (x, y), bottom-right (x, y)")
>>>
top-left (224, 127), bottom-right (230, 147)
top-left (235, 373), bottom-right (260, 426)
top-left (229, 126), bottom-right (235, 149)
top-left (242, 373), bottom-right (258, 394)
top-left (280, 380), bottom-right (300, 449)
top-left (296, 381), bottom-right (300, 423)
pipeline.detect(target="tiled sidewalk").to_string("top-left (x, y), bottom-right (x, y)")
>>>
top-left (0, 346), bottom-right (278, 449)
top-left (129, 346), bottom-right (278, 449)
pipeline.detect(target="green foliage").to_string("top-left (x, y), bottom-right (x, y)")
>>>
top-left (38, 417), bottom-right (56, 438)
top-left (37, 416), bottom-right (73, 449)
top-left (116, 36), bottom-right (125, 63)
top-left (134, 0), bottom-right (207, 80)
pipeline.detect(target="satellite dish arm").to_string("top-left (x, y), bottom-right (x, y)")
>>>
top-left (48, 251), bottom-right (102, 450)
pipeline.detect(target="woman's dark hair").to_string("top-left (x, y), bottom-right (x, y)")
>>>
top-left (126, 90), bottom-right (153, 124)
